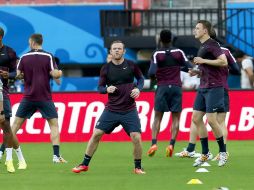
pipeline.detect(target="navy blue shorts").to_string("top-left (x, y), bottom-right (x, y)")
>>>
top-left (3, 97), bottom-right (12, 119)
top-left (16, 99), bottom-right (58, 119)
top-left (154, 85), bottom-right (182, 112)
top-left (95, 109), bottom-right (141, 135)
top-left (223, 89), bottom-right (229, 112)
top-left (193, 87), bottom-right (224, 113)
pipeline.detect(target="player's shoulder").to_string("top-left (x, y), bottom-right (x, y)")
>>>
top-left (125, 59), bottom-right (135, 65)
top-left (100, 62), bottom-right (110, 73)
top-left (152, 48), bottom-right (166, 55)
top-left (169, 47), bottom-right (184, 53)
top-left (242, 57), bottom-right (253, 65)
top-left (39, 50), bottom-right (54, 58)
top-left (4, 45), bottom-right (16, 53)
top-left (207, 38), bottom-right (220, 47)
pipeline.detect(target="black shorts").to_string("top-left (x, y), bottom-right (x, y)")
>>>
top-left (223, 89), bottom-right (229, 112)
top-left (193, 87), bottom-right (224, 113)
top-left (3, 97), bottom-right (12, 119)
top-left (154, 85), bottom-right (182, 112)
top-left (95, 109), bottom-right (141, 135)
top-left (16, 99), bottom-right (58, 119)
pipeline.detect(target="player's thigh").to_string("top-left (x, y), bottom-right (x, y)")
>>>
top-left (120, 109), bottom-right (141, 135)
top-left (15, 99), bottom-right (37, 119)
top-left (205, 87), bottom-right (224, 113)
top-left (37, 101), bottom-right (58, 119)
top-left (193, 89), bottom-right (206, 112)
top-left (95, 109), bottom-right (121, 134)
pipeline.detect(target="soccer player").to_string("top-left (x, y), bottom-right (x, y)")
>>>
top-left (0, 27), bottom-right (22, 173)
top-left (175, 29), bottom-right (240, 160)
top-left (190, 20), bottom-right (228, 167)
top-left (233, 49), bottom-right (254, 89)
top-left (72, 40), bottom-right (145, 174)
top-left (7, 34), bottom-right (66, 170)
top-left (0, 80), bottom-right (6, 161)
top-left (146, 29), bottom-right (193, 157)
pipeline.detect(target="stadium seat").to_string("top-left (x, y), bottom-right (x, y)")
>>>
top-left (8, 0), bottom-right (33, 4)
top-left (61, 0), bottom-right (83, 3)
top-left (0, 0), bottom-right (7, 5)
top-left (33, 0), bottom-right (62, 4)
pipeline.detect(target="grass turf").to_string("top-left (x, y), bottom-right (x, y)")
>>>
top-left (1, 141), bottom-right (253, 190)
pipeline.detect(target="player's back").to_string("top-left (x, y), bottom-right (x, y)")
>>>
top-left (152, 47), bottom-right (188, 86)
top-left (220, 47), bottom-right (238, 90)
top-left (18, 49), bottom-right (54, 101)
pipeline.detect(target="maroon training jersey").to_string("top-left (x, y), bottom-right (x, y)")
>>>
top-left (221, 47), bottom-right (237, 90)
top-left (0, 45), bottom-right (17, 98)
top-left (197, 38), bottom-right (224, 88)
top-left (149, 47), bottom-right (190, 86)
top-left (98, 59), bottom-right (144, 112)
top-left (17, 49), bottom-right (57, 101)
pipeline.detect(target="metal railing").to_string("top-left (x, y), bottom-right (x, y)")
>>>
top-left (100, 8), bottom-right (254, 56)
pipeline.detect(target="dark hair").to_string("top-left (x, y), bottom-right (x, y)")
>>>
top-left (160, 29), bottom-right (172, 44)
top-left (210, 28), bottom-right (217, 39)
top-left (110, 40), bottom-right (125, 49)
top-left (233, 49), bottom-right (245, 59)
top-left (30, 34), bottom-right (43, 45)
top-left (0, 27), bottom-right (4, 37)
top-left (197, 20), bottom-right (212, 36)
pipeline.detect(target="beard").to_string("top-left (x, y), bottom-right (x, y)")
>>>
top-left (114, 54), bottom-right (123, 60)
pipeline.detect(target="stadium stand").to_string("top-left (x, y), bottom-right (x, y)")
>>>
top-left (0, 0), bottom-right (122, 5)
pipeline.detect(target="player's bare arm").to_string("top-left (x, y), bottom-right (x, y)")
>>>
top-left (194, 54), bottom-right (228, 67)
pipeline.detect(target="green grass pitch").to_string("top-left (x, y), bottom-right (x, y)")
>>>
top-left (1, 141), bottom-right (253, 190)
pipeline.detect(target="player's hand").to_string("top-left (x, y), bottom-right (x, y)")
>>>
top-left (193, 57), bottom-right (205, 65)
top-left (0, 70), bottom-right (9, 79)
top-left (55, 70), bottom-right (62, 78)
top-left (16, 72), bottom-right (24, 79)
top-left (58, 70), bottom-right (63, 78)
top-left (50, 69), bottom-right (62, 79)
top-left (130, 88), bottom-right (140, 99)
top-left (107, 86), bottom-right (117, 93)
top-left (0, 114), bottom-right (5, 123)
top-left (188, 68), bottom-right (200, 76)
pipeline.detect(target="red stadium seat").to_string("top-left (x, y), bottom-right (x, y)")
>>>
top-left (8, 0), bottom-right (33, 4)
top-left (33, 0), bottom-right (62, 4)
top-left (0, 0), bottom-right (7, 5)
top-left (61, 0), bottom-right (83, 3)
top-left (5, 0), bottom-right (123, 5)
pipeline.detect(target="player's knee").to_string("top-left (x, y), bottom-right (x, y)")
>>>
top-left (130, 132), bottom-right (141, 143)
top-left (172, 119), bottom-right (180, 128)
top-left (1, 124), bottom-right (11, 134)
top-left (152, 117), bottom-right (161, 126)
top-left (192, 116), bottom-right (200, 125)
top-left (92, 131), bottom-right (103, 141)
top-left (207, 118), bottom-right (217, 128)
top-left (51, 132), bottom-right (59, 141)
